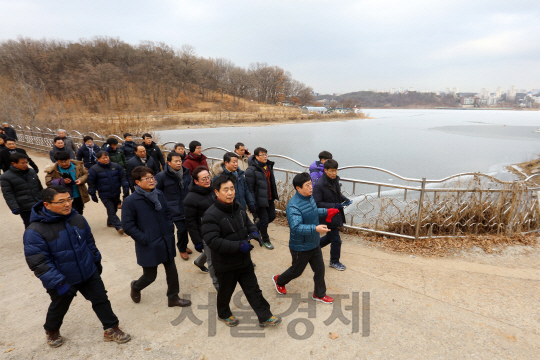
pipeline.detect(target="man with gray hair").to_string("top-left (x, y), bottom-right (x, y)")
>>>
top-left (57, 129), bottom-right (78, 153)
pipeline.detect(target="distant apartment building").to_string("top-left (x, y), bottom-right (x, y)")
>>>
top-left (487, 96), bottom-right (498, 106)
top-left (460, 97), bottom-right (475, 107)
top-left (495, 87), bottom-right (502, 99)
top-left (507, 86), bottom-right (517, 101)
top-left (479, 88), bottom-right (489, 99)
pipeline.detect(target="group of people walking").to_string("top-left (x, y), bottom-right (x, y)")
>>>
top-left (0, 126), bottom-right (353, 349)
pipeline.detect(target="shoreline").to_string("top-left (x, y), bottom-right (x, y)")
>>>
top-left (155, 115), bottom-right (370, 131)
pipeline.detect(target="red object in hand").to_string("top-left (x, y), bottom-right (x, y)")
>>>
top-left (326, 208), bottom-right (340, 222)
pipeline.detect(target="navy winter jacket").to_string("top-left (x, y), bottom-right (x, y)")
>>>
top-left (87, 162), bottom-right (128, 199)
top-left (121, 141), bottom-right (137, 160)
top-left (212, 161), bottom-right (255, 210)
top-left (76, 143), bottom-right (101, 169)
top-left (313, 174), bottom-right (349, 228)
top-left (155, 164), bottom-right (192, 222)
top-left (23, 203), bottom-right (101, 290)
top-left (286, 192), bottom-right (327, 251)
top-left (121, 189), bottom-right (176, 267)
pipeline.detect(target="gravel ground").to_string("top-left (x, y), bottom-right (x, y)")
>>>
top-left (1, 154), bottom-right (539, 359)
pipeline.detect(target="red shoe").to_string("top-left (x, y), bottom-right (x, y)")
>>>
top-left (272, 275), bottom-right (286, 295)
top-left (312, 294), bottom-right (333, 304)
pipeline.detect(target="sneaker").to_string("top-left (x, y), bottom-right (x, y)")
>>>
top-left (45, 329), bottom-right (65, 348)
top-left (272, 275), bottom-right (286, 295)
top-left (218, 315), bottom-right (239, 327)
top-left (263, 241), bottom-right (274, 250)
top-left (259, 315), bottom-right (282, 327)
top-left (329, 262), bottom-right (346, 271)
top-left (193, 261), bottom-right (209, 273)
top-left (117, 229), bottom-right (125, 235)
top-left (312, 294), bottom-right (334, 304)
top-left (103, 325), bottom-right (131, 343)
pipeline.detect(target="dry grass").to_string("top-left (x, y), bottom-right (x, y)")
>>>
top-left (273, 216), bottom-right (539, 257)
top-left (362, 233), bottom-right (539, 257)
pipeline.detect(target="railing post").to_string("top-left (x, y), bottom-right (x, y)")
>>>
top-left (414, 178), bottom-right (427, 240)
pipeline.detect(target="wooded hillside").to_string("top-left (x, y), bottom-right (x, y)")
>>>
top-left (0, 37), bottom-right (313, 124)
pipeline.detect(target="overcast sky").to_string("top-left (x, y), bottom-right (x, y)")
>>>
top-left (1, 0), bottom-right (539, 94)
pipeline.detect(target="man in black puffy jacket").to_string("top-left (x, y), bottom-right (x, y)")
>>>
top-left (23, 186), bottom-right (131, 348)
top-left (155, 152), bottom-right (194, 262)
top-left (201, 174), bottom-right (281, 328)
top-left (313, 159), bottom-right (352, 272)
top-left (184, 166), bottom-right (217, 289)
top-left (1, 152), bottom-right (43, 227)
top-left (121, 133), bottom-right (137, 160)
top-left (142, 133), bottom-right (165, 171)
top-left (87, 151), bottom-right (129, 234)
top-left (126, 145), bottom-right (160, 191)
top-left (0, 138), bottom-right (39, 173)
top-left (245, 147), bottom-right (279, 250)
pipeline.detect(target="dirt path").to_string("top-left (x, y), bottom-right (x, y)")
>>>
top-left (1, 155), bottom-right (539, 359)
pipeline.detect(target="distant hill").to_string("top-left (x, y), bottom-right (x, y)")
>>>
top-left (314, 91), bottom-right (459, 108)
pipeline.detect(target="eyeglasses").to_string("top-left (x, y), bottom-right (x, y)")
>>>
top-left (142, 176), bottom-right (156, 182)
top-left (200, 176), bottom-right (211, 182)
top-left (49, 198), bottom-right (74, 205)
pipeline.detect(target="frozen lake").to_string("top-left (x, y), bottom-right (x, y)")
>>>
top-left (158, 109), bottom-right (540, 182)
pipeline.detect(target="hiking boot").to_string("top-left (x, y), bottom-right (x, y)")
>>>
top-left (45, 329), bottom-right (65, 348)
top-left (259, 315), bottom-right (282, 327)
top-left (186, 248), bottom-right (193, 254)
top-left (130, 280), bottom-right (141, 303)
top-left (329, 262), bottom-right (346, 271)
top-left (117, 229), bottom-right (124, 235)
top-left (193, 261), bottom-right (209, 273)
top-left (104, 325), bottom-right (131, 343)
top-left (272, 274), bottom-right (286, 295)
top-left (312, 294), bottom-right (334, 304)
top-left (218, 315), bottom-right (239, 327)
top-left (168, 296), bottom-right (192, 307)
top-left (263, 241), bottom-right (274, 250)
top-left (180, 252), bottom-right (189, 260)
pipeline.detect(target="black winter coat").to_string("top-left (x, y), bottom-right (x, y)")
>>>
top-left (313, 174), bottom-right (349, 228)
top-left (143, 142), bottom-right (165, 170)
top-left (121, 189), bottom-right (176, 267)
top-left (126, 156), bottom-right (160, 191)
top-left (155, 165), bottom-right (191, 222)
top-left (245, 155), bottom-right (279, 208)
top-left (121, 141), bottom-right (137, 160)
top-left (76, 143), bottom-right (101, 169)
top-left (87, 162), bottom-right (128, 199)
top-left (183, 180), bottom-right (214, 246)
top-left (0, 148), bottom-right (39, 172)
top-left (49, 145), bottom-right (75, 163)
top-left (201, 199), bottom-right (257, 272)
top-left (3, 126), bottom-right (17, 140)
top-left (0, 166), bottom-right (43, 211)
